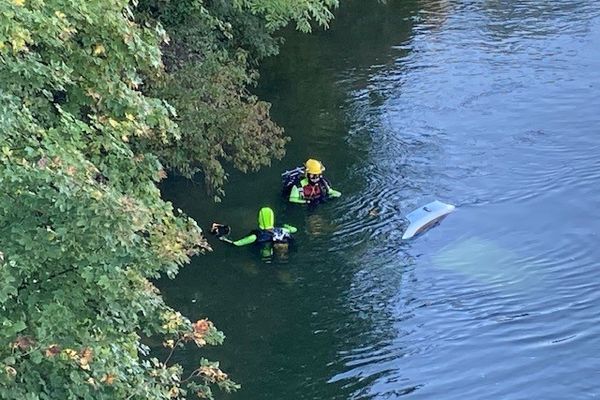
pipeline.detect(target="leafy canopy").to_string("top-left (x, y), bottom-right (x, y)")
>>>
top-left (0, 0), bottom-right (232, 398)
top-left (0, 0), bottom-right (337, 398)
top-left (138, 0), bottom-right (338, 198)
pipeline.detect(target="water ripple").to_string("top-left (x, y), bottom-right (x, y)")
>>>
top-left (328, 1), bottom-right (600, 398)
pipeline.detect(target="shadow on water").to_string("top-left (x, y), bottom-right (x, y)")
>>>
top-left (161, 0), bottom-right (600, 399)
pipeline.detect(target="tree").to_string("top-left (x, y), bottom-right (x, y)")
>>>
top-left (138, 0), bottom-right (339, 199)
top-left (0, 0), bottom-right (235, 398)
top-left (0, 0), bottom-right (338, 398)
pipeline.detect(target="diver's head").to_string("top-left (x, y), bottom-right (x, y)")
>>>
top-left (258, 207), bottom-right (275, 230)
top-left (305, 158), bottom-right (325, 184)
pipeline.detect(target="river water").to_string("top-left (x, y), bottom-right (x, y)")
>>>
top-left (161, 0), bottom-right (600, 398)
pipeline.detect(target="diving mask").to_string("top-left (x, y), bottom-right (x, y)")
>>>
top-left (308, 173), bottom-right (322, 183)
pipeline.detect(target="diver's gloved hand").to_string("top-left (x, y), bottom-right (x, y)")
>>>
top-left (218, 235), bottom-right (234, 244)
top-left (328, 189), bottom-right (342, 198)
top-left (282, 224), bottom-right (298, 234)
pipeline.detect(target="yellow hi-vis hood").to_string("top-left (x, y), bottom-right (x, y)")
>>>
top-left (258, 207), bottom-right (275, 230)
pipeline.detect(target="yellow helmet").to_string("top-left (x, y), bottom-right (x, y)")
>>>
top-left (305, 159), bottom-right (325, 175)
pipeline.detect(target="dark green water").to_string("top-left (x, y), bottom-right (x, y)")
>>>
top-left (161, 1), bottom-right (600, 398)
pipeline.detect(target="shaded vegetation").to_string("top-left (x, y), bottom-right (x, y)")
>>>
top-left (0, 0), bottom-right (337, 398)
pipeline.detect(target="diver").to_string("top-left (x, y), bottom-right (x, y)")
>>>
top-left (211, 207), bottom-right (297, 262)
top-left (281, 158), bottom-right (341, 205)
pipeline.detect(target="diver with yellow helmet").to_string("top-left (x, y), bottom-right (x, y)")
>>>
top-left (282, 159), bottom-right (341, 205)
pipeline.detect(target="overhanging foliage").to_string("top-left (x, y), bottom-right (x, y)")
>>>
top-left (0, 0), bottom-right (338, 398)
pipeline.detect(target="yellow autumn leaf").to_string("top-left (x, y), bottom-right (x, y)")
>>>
top-left (80, 348), bottom-right (93, 360)
top-left (10, 28), bottom-right (31, 53)
top-left (0, 42), bottom-right (5, 51)
top-left (91, 190), bottom-right (103, 200)
top-left (11, 36), bottom-right (26, 52)
top-left (54, 11), bottom-right (66, 19)
top-left (93, 44), bottom-right (105, 56)
top-left (100, 373), bottom-right (116, 385)
top-left (65, 165), bottom-right (76, 176)
top-left (108, 118), bottom-right (118, 128)
top-left (168, 387), bottom-right (179, 398)
top-left (63, 348), bottom-right (79, 360)
top-left (79, 347), bottom-right (93, 370)
top-left (125, 113), bottom-right (135, 121)
top-left (59, 26), bottom-right (77, 41)
top-left (12, 0), bottom-right (25, 6)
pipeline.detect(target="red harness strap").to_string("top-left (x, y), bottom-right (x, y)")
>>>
top-left (303, 183), bottom-right (322, 199)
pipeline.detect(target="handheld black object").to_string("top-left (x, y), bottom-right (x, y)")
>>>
top-left (210, 223), bottom-right (231, 237)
